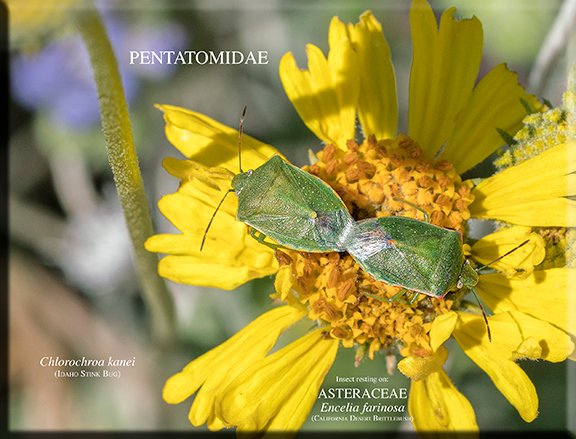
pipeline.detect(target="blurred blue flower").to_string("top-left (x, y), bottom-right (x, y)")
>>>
top-left (11, 14), bottom-right (186, 130)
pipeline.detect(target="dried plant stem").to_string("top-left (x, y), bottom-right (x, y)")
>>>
top-left (529, 0), bottom-right (576, 95)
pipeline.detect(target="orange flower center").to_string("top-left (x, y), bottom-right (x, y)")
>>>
top-left (276, 135), bottom-right (474, 360)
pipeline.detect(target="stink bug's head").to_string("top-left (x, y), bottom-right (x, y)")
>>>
top-left (458, 238), bottom-right (531, 289)
top-left (456, 261), bottom-right (488, 341)
top-left (231, 169), bottom-right (253, 196)
top-left (457, 260), bottom-right (479, 289)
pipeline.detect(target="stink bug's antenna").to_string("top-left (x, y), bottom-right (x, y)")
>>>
top-left (200, 189), bottom-right (234, 251)
top-left (466, 239), bottom-right (530, 342)
top-left (476, 239), bottom-right (530, 271)
top-left (238, 106), bottom-right (247, 174)
top-left (201, 107), bottom-right (247, 251)
top-left (469, 287), bottom-right (492, 342)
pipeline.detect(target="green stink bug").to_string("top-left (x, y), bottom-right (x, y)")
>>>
top-left (232, 155), bottom-right (355, 252)
top-left (201, 107), bottom-right (354, 252)
top-left (347, 215), bottom-right (529, 341)
top-left (347, 216), bottom-right (476, 298)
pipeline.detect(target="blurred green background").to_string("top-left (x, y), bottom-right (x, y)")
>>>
top-left (8, 0), bottom-right (574, 433)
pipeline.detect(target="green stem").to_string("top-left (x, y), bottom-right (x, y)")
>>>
top-left (567, 63), bottom-right (576, 140)
top-left (77, 7), bottom-right (175, 342)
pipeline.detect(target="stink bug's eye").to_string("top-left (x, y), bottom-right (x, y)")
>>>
top-left (457, 280), bottom-right (464, 289)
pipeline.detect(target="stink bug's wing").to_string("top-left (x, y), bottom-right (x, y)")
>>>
top-left (347, 218), bottom-right (432, 292)
top-left (348, 217), bottom-right (463, 297)
top-left (236, 156), bottom-right (353, 252)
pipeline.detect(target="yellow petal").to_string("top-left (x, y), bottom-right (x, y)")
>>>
top-left (398, 346), bottom-right (448, 381)
top-left (154, 184), bottom-right (236, 236)
top-left (156, 104), bottom-right (278, 171)
top-left (145, 161), bottom-right (277, 288)
top-left (469, 142), bottom-right (576, 226)
top-left (327, 15), bottom-right (348, 50)
top-left (162, 157), bottom-right (234, 193)
top-left (478, 268), bottom-right (576, 337)
top-left (274, 264), bottom-right (294, 302)
top-left (154, 254), bottom-right (276, 290)
top-left (409, 369), bottom-right (478, 432)
top-left (513, 337), bottom-right (543, 361)
top-left (145, 167), bottom-right (278, 289)
top-left (440, 64), bottom-right (541, 173)
top-left (279, 37), bottom-right (358, 149)
top-left (408, 0), bottom-right (483, 157)
top-left (349, 11), bottom-right (397, 139)
top-left (216, 329), bottom-right (339, 432)
top-left (324, 41), bottom-right (358, 143)
top-left (430, 311), bottom-right (458, 352)
top-left (453, 312), bottom-right (543, 422)
top-left (162, 306), bottom-right (305, 427)
top-left (8, 0), bottom-right (76, 47)
top-left (501, 311), bottom-right (572, 361)
top-left (471, 226), bottom-right (545, 278)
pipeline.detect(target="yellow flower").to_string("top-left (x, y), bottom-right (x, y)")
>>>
top-left (216, 329), bottom-right (339, 432)
top-left (163, 306), bottom-right (309, 430)
top-left (7, 0), bottom-right (81, 48)
top-left (148, 0), bottom-right (575, 434)
top-left (145, 109), bottom-right (280, 289)
top-left (470, 142), bottom-right (575, 226)
top-left (399, 347), bottom-right (478, 431)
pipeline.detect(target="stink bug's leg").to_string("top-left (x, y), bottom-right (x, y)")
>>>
top-left (392, 197), bottom-right (430, 223)
top-left (249, 227), bottom-right (269, 245)
top-left (433, 142), bottom-right (447, 160)
top-left (200, 189), bottom-right (235, 251)
top-left (469, 287), bottom-right (492, 342)
top-left (364, 292), bottom-right (404, 303)
top-left (364, 293), bottom-right (387, 302)
top-left (248, 227), bottom-right (288, 250)
top-left (387, 288), bottom-right (410, 303)
top-left (366, 289), bottom-right (417, 305)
